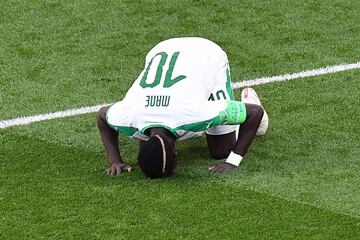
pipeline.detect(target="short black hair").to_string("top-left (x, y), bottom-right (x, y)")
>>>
top-left (138, 135), bottom-right (175, 179)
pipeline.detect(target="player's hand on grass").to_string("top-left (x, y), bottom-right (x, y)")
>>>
top-left (208, 162), bottom-right (236, 174)
top-left (106, 162), bottom-right (133, 176)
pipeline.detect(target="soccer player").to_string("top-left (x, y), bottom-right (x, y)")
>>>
top-left (97, 37), bottom-right (268, 178)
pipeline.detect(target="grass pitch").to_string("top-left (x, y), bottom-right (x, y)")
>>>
top-left (1, 0), bottom-right (360, 239)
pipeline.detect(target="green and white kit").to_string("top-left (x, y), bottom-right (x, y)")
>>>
top-left (106, 37), bottom-right (246, 141)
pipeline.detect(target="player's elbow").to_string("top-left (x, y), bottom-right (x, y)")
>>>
top-left (97, 106), bottom-right (110, 128)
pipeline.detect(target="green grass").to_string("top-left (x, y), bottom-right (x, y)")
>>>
top-left (1, 0), bottom-right (360, 239)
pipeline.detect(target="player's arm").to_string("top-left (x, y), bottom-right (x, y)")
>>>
top-left (232, 102), bottom-right (263, 156)
top-left (97, 106), bottom-right (132, 176)
top-left (209, 102), bottom-right (263, 173)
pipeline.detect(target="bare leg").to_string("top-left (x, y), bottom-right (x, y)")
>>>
top-left (233, 103), bottom-right (263, 156)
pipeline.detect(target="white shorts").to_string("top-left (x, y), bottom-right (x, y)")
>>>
top-left (206, 124), bottom-right (237, 136)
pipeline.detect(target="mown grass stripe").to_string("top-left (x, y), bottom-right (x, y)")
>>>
top-left (1, 61), bottom-right (359, 129)
top-left (2, 132), bottom-right (360, 239)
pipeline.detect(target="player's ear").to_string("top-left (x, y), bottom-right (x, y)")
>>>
top-left (163, 142), bottom-right (176, 177)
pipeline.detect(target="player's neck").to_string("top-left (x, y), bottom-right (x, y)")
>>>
top-left (149, 128), bottom-right (176, 146)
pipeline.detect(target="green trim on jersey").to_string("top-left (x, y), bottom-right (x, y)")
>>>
top-left (141, 124), bottom-right (180, 138)
top-left (105, 103), bottom-right (222, 139)
top-left (141, 115), bottom-right (223, 139)
top-left (113, 125), bottom-right (138, 137)
top-left (226, 67), bottom-right (234, 100)
top-left (174, 115), bottom-right (222, 133)
top-left (105, 104), bottom-right (139, 137)
top-left (106, 102), bottom-right (246, 139)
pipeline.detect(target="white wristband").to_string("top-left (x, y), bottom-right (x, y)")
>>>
top-left (225, 151), bottom-right (243, 167)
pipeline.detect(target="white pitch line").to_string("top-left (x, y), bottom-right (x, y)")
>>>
top-left (0, 104), bottom-right (110, 129)
top-left (1, 61), bottom-right (360, 129)
top-left (231, 61), bottom-right (360, 88)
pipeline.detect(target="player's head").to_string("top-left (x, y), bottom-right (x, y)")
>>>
top-left (138, 135), bottom-right (175, 179)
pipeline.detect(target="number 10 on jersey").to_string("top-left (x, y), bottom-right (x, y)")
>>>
top-left (139, 52), bottom-right (187, 88)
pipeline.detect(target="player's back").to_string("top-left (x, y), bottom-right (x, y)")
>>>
top-left (108, 37), bottom-right (230, 139)
top-left (129, 37), bottom-right (227, 101)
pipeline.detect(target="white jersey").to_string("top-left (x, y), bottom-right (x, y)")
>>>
top-left (106, 37), bottom-right (235, 141)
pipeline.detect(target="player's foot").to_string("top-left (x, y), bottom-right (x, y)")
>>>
top-left (241, 88), bottom-right (269, 135)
